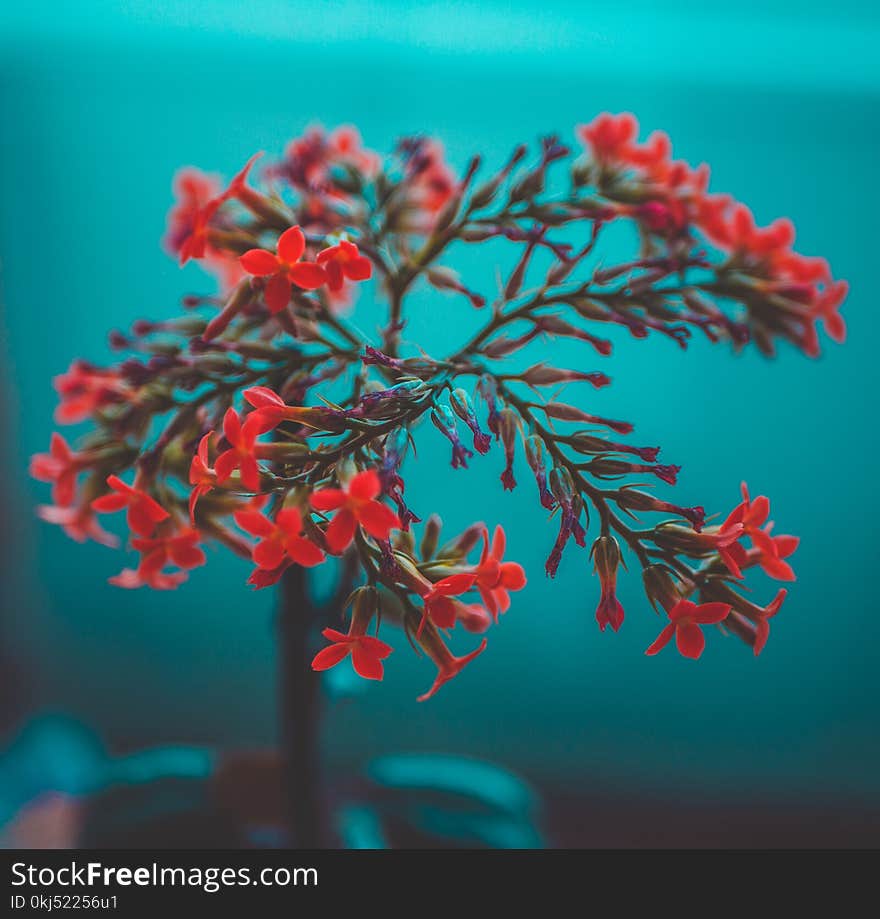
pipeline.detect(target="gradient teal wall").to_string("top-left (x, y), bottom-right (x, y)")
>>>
top-left (2, 2), bottom-right (878, 808)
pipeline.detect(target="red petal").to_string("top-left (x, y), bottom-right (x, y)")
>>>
top-left (264, 274), bottom-right (292, 313)
top-left (434, 573), bottom-right (477, 596)
top-left (311, 643), bottom-right (351, 671)
top-left (428, 596), bottom-right (457, 630)
top-left (325, 508), bottom-right (357, 553)
top-left (692, 602), bottom-right (730, 625)
top-left (358, 635), bottom-right (393, 658)
top-left (222, 408), bottom-right (242, 445)
top-left (491, 524), bottom-right (506, 560)
top-left (357, 500), bottom-right (400, 539)
top-left (214, 449), bottom-right (239, 483)
top-left (645, 622), bottom-right (676, 656)
top-left (345, 254), bottom-right (372, 281)
top-left (348, 468), bottom-right (381, 501)
top-left (351, 645), bottom-right (384, 680)
top-left (234, 509), bottom-right (274, 537)
top-left (286, 537), bottom-right (325, 568)
top-left (310, 488), bottom-right (347, 511)
top-left (498, 562), bottom-right (526, 591)
top-left (675, 622), bottom-right (706, 659)
top-left (288, 261), bottom-right (327, 290)
top-left (239, 454), bottom-right (261, 492)
top-left (753, 620), bottom-right (770, 656)
top-left (240, 248), bottom-right (280, 276)
top-left (254, 538), bottom-right (285, 570)
top-left (244, 386), bottom-right (284, 409)
top-left (275, 507), bottom-right (303, 537)
top-left (277, 225), bottom-right (306, 263)
top-left (91, 493), bottom-right (127, 513)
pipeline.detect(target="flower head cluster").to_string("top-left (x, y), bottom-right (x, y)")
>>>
top-left (32, 118), bottom-right (843, 696)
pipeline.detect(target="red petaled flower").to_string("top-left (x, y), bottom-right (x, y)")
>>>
top-left (312, 625), bottom-right (393, 681)
top-left (316, 240), bottom-right (372, 292)
top-left (472, 525), bottom-right (526, 620)
top-left (214, 408), bottom-right (274, 493)
top-left (91, 475), bottom-right (169, 537)
top-left (577, 112), bottom-right (639, 164)
top-left (416, 573), bottom-right (478, 635)
top-left (30, 434), bottom-right (84, 507)
top-left (37, 502), bottom-right (118, 547)
top-left (53, 361), bottom-right (131, 424)
top-left (240, 225), bottom-right (327, 313)
top-left (130, 527), bottom-right (207, 580)
top-left (234, 505), bottom-right (325, 570)
top-left (416, 627), bottom-right (488, 702)
top-left (719, 483), bottom-right (797, 581)
top-left (645, 598), bottom-right (731, 660)
top-left (309, 469), bottom-right (401, 553)
top-left (753, 588), bottom-right (787, 656)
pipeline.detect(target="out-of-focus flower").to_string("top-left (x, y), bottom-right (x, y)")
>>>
top-left (91, 475), bottom-right (169, 537)
top-left (472, 526), bottom-right (526, 620)
top-left (234, 505), bottom-right (325, 570)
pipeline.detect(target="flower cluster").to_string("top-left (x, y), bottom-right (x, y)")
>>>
top-left (32, 118), bottom-right (845, 697)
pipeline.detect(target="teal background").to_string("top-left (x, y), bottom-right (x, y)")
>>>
top-left (1, 2), bottom-right (878, 838)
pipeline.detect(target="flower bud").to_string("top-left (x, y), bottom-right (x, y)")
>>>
top-left (641, 565), bottom-right (680, 613)
top-left (591, 535), bottom-right (624, 632)
top-left (420, 514), bottom-right (443, 561)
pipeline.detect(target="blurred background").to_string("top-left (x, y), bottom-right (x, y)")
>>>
top-left (1, 0), bottom-right (878, 847)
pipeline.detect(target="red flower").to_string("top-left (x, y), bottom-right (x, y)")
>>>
top-left (176, 153), bottom-right (261, 266)
top-left (234, 505), bottom-right (325, 570)
top-left (577, 112), bottom-right (639, 164)
top-left (472, 525), bottom-right (526, 620)
top-left (719, 483), bottom-right (797, 581)
top-left (239, 226), bottom-right (327, 313)
top-left (53, 361), bottom-right (131, 424)
top-left (645, 598), bottom-right (731, 660)
top-left (30, 434), bottom-right (84, 506)
top-left (188, 433), bottom-right (215, 523)
top-left (415, 627), bottom-right (488, 702)
top-left (130, 527), bottom-right (207, 580)
top-left (214, 408), bottom-right (274, 493)
top-left (754, 588), bottom-right (787, 656)
top-left (165, 168), bottom-right (243, 290)
top-left (309, 469), bottom-right (401, 553)
top-left (416, 573), bottom-right (478, 635)
top-left (813, 279), bottom-right (847, 344)
top-left (316, 240), bottom-right (372, 292)
top-left (37, 502), bottom-right (118, 547)
top-left (91, 475), bottom-right (169, 537)
top-left (312, 624), bottom-right (393, 681)
top-left (242, 386), bottom-right (347, 432)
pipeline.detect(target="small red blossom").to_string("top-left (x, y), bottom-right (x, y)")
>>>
top-left (316, 240), bottom-right (372, 292)
top-left (719, 483), bottom-right (797, 581)
top-left (472, 526), bottom-right (526, 620)
top-left (416, 628), bottom-right (488, 702)
top-left (37, 503), bottom-right (118, 547)
top-left (214, 408), bottom-right (274, 493)
top-left (129, 527), bottom-right (207, 587)
top-left (645, 598), bottom-right (731, 660)
top-left (234, 505), bottom-right (325, 571)
top-left (30, 434), bottom-right (85, 507)
top-left (240, 226), bottom-right (327, 313)
top-left (416, 573), bottom-right (478, 635)
top-left (53, 361), bottom-right (131, 424)
top-left (753, 588), bottom-right (787, 656)
top-left (309, 469), bottom-right (401, 553)
top-left (175, 153), bottom-right (262, 266)
top-left (577, 112), bottom-right (639, 164)
top-left (312, 623), bottom-right (393, 681)
top-left (91, 475), bottom-right (169, 537)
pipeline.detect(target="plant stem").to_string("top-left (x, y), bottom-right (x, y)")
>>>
top-left (278, 565), bottom-right (326, 847)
